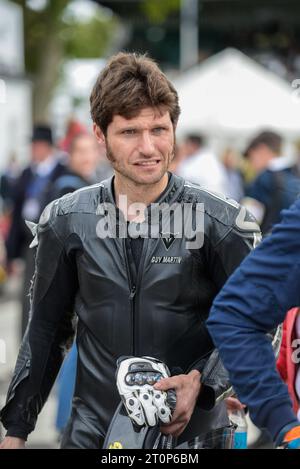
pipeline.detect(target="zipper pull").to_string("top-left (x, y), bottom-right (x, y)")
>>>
top-left (129, 285), bottom-right (136, 300)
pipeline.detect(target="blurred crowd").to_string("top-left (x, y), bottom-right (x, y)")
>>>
top-left (172, 130), bottom-right (300, 236)
top-left (1, 119), bottom-right (300, 441)
top-left (1, 124), bottom-right (300, 335)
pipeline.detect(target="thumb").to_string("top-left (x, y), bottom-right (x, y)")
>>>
top-left (154, 376), bottom-right (175, 391)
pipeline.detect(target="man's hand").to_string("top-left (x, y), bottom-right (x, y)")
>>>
top-left (154, 369), bottom-right (201, 437)
top-left (116, 356), bottom-right (176, 427)
top-left (0, 437), bottom-right (26, 449)
top-left (225, 397), bottom-right (246, 413)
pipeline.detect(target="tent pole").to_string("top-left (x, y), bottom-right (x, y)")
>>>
top-left (180, 0), bottom-right (199, 71)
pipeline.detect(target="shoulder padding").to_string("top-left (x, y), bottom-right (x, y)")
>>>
top-left (182, 181), bottom-right (260, 233)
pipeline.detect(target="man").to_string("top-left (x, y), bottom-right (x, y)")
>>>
top-left (242, 130), bottom-right (300, 235)
top-left (207, 198), bottom-right (300, 448)
top-left (0, 53), bottom-right (259, 449)
top-left (6, 124), bottom-right (66, 338)
top-left (177, 134), bottom-right (228, 195)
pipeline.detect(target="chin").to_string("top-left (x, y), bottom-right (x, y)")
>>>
top-left (134, 172), bottom-right (165, 186)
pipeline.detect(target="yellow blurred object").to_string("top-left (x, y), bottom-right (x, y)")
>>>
top-left (0, 265), bottom-right (7, 284)
top-left (240, 159), bottom-right (257, 184)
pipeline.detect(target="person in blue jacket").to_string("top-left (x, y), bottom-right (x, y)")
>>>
top-left (207, 197), bottom-right (300, 449)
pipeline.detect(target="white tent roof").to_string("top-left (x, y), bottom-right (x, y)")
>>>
top-left (174, 48), bottom-right (300, 141)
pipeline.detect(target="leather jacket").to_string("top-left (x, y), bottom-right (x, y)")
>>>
top-left (0, 173), bottom-right (260, 447)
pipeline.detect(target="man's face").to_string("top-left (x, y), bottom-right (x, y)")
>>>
top-left (70, 135), bottom-right (99, 180)
top-left (248, 144), bottom-right (275, 173)
top-left (94, 107), bottom-right (175, 186)
top-left (31, 141), bottom-right (52, 163)
top-left (184, 140), bottom-right (200, 157)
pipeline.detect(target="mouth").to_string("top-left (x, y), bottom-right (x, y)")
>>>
top-left (133, 160), bottom-right (161, 167)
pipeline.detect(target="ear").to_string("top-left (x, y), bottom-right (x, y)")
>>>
top-left (93, 123), bottom-right (105, 145)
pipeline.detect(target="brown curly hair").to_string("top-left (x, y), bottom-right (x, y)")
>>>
top-left (90, 52), bottom-right (180, 135)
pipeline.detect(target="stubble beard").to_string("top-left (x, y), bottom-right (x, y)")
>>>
top-left (105, 140), bottom-right (176, 187)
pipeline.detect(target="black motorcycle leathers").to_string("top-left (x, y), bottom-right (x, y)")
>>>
top-left (0, 173), bottom-right (260, 448)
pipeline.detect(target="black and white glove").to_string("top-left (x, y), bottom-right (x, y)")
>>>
top-left (116, 356), bottom-right (176, 427)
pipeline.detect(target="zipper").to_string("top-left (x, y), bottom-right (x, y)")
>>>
top-left (130, 284), bottom-right (136, 355)
top-left (123, 238), bottom-right (136, 354)
top-left (123, 236), bottom-right (148, 356)
top-left (133, 239), bottom-right (148, 353)
top-left (129, 284), bottom-right (136, 300)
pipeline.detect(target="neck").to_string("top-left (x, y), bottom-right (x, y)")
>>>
top-left (36, 153), bottom-right (53, 165)
top-left (114, 172), bottom-right (169, 221)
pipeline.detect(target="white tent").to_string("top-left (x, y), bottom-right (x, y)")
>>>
top-left (0, 0), bottom-right (32, 171)
top-left (174, 48), bottom-right (300, 145)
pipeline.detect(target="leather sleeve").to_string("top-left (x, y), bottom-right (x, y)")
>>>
top-left (205, 206), bottom-right (261, 290)
top-left (0, 207), bottom-right (80, 439)
top-left (197, 350), bottom-right (232, 410)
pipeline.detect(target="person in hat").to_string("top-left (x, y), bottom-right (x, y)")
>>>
top-left (5, 124), bottom-right (67, 338)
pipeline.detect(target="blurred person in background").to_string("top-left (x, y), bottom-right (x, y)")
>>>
top-left (58, 118), bottom-right (87, 154)
top-left (177, 134), bottom-right (228, 195)
top-left (0, 155), bottom-right (20, 292)
top-left (178, 134), bottom-right (203, 163)
top-left (221, 148), bottom-right (245, 202)
top-left (168, 144), bottom-right (185, 174)
top-left (242, 130), bottom-right (300, 235)
top-left (52, 133), bottom-right (100, 199)
top-left (6, 124), bottom-right (67, 339)
top-left (175, 134), bottom-right (203, 175)
top-left (0, 154), bottom-right (20, 216)
top-left (0, 234), bottom-right (7, 295)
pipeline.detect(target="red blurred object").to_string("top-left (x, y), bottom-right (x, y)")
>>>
top-left (277, 307), bottom-right (300, 415)
top-left (0, 213), bottom-right (11, 240)
top-left (58, 119), bottom-right (88, 153)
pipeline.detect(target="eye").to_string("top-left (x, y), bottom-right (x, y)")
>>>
top-left (152, 127), bottom-right (166, 135)
top-left (122, 129), bottom-right (136, 135)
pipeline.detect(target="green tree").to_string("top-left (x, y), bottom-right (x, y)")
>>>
top-left (141, 0), bottom-right (180, 23)
top-left (11, 0), bottom-right (117, 121)
top-left (99, 0), bottom-right (181, 23)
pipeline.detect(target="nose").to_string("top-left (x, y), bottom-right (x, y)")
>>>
top-left (138, 132), bottom-right (155, 157)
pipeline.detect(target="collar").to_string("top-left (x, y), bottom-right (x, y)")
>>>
top-left (34, 154), bottom-right (57, 177)
top-left (101, 172), bottom-right (184, 207)
top-left (268, 154), bottom-right (297, 171)
top-left (100, 172), bottom-right (185, 226)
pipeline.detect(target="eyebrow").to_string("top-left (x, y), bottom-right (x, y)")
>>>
top-left (118, 122), bottom-right (170, 132)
